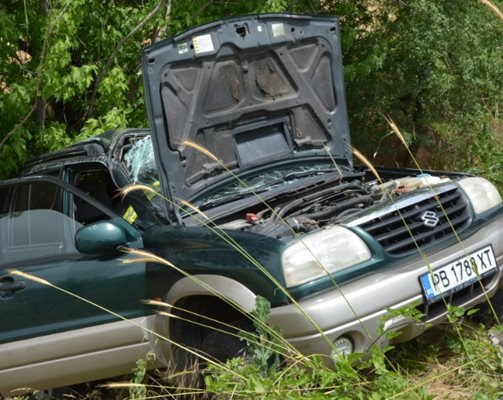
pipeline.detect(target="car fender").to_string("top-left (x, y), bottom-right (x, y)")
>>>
top-left (150, 274), bottom-right (256, 365)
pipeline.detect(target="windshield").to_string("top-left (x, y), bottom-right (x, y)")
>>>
top-left (120, 135), bottom-right (346, 212)
top-left (121, 135), bottom-right (166, 216)
top-left (199, 162), bottom-right (342, 206)
top-left (123, 135), bottom-right (159, 186)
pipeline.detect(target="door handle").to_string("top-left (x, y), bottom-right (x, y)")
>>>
top-left (0, 280), bottom-right (26, 293)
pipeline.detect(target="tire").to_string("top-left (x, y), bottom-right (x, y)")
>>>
top-left (169, 296), bottom-right (253, 370)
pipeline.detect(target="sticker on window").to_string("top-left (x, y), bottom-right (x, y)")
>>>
top-left (193, 34), bottom-right (214, 54)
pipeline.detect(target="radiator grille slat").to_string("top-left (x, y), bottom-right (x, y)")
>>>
top-left (357, 187), bottom-right (471, 256)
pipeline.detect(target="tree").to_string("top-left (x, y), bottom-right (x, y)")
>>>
top-left (1, 0), bottom-right (502, 188)
top-left (320, 0), bottom-right (503, 186)
top-left (0, 0), bottom-right (290, 179)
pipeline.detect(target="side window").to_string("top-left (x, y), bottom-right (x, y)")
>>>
top-left (0, 180), bottom-right (114, 265)
top-left (13, 181), bottom-right (62, 213)
top-left (12, 182), bottom-right (65, 247)
top-left (0, 182), bottom-right (69, 264)
top-left (73, 169), bottom-right (116, 225)
top-left (0, 187), bottom-right (9, 215)
top-left (71, 166), bottom-right (156, 227)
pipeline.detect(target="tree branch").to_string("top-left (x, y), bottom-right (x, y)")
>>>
top-left (87, 0), bottom-right (167, 109)
top-left (0, 2), bottom-right (71, 152)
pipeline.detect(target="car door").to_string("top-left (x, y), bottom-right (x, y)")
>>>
top-left (0, 175), bottom-right (148, 345)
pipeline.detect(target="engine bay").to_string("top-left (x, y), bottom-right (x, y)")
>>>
top-left (218, 172), bottom-right (451, 239)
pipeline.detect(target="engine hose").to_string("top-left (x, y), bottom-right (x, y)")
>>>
top-left (275, 182), bottom-right (365, 219)
top-left (302, 195), bottom-right (372, 220)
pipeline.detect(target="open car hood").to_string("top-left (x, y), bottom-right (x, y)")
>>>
top-left (142, 14), bottom-right (353, 205)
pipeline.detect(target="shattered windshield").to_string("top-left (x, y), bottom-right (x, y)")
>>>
top-left (121, 135), bottom-right (165, 214)
top-left (123, 135), bottom-right (159, 186)
top-left (199, 162), bottom-right (342, 206)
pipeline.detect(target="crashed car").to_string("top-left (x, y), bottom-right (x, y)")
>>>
top-left (1, 13), bottom-right (502, 394)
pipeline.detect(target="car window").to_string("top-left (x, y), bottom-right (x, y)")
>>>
top-left (0, 180), bottom-right (115, 265)
top-left (73, 169), bottom-right (116, 224)
top-left (13, 181), bottom-right (63, 213)
top-left (0, 182), bottom-right (70, 263)
top-left (121, 135), bottom-right (159, 186)
top-left (0, 186), bottom-right (9, 215)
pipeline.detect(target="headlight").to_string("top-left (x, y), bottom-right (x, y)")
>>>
top-left (458, 177), bottom-right (502, 216)
top-left (281, 226), bottom-right (371, 288)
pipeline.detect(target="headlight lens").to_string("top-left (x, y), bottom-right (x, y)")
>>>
top-left (281, 226), bottom-right (371, 288)
top-left (458, 177), bottom-right (502, 215)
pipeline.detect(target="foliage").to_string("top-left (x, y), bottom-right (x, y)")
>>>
top-left (0, 0), bottom-right (291, 179)
top-left (128, 359), bottom-right (148, 400)
top-left (1, 0), bottom-right (502, 186)
top-left (238, 296), bottom-right (283, 375)
top-left (309, 0), bottom-right (503, 188)
top-left (1, 2), bottom-right (502, 399)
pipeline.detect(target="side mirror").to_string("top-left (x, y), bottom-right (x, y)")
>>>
top-left (75, 221), bottom-right (128, 254)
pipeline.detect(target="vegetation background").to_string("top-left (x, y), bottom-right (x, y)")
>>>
top-left (0, 0), bottom-right (502, 189)
top-left (1, 0), bottom-right (502, 398)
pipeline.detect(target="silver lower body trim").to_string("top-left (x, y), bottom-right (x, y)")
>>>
top-left (0, 316), bottom-right (159, 395)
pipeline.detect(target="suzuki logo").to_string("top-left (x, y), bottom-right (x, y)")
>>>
top-left (421, 210), bottom-right (440, 228)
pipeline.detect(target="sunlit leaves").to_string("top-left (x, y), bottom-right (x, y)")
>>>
top-left (0, 0), bottom-right (501, 190)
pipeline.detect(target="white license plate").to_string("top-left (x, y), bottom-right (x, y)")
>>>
top-left (419, 245), bottom-right (498, 303)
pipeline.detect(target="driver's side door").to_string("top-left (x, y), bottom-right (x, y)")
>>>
top-left (0, 176), bottom-right (148, 345)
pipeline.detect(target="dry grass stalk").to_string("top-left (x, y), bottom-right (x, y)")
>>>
top-left (182, 140), bottom-right (219, 162)
top-left (177, 198), bottom-right (210, 220)
top-left (481, 0), bottom-right (503, 20)
top-left (121, 184), bottom-right (158, 198)
top-left (351, 147), bottom-right (382, 182)
top-left (385, 115), bottom-right (408, 148)
top-left (323, 145), bottom-right (343, 176)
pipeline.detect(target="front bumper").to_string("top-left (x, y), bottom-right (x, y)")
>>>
top-left (269, 215), bottom-right (503, 359)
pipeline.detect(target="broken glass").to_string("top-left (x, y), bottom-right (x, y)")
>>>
top-left (123, 136), bottom-right (159, 185)
top-left (199, 162), bottom-right (341, 206)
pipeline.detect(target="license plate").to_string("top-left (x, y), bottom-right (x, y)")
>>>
top-left (419, 245), bottom-right (498, 304)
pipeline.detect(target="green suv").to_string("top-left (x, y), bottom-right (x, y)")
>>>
top-left (1, 14), bottom-right (502, 394)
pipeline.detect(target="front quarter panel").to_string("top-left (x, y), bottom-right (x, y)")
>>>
top-left (143, 225), bottom-right (288, 306)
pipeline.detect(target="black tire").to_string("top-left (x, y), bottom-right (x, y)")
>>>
top-left (169, 296), bottom-right (253, 370)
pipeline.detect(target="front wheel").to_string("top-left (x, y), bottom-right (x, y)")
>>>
top-left (168, 296), bottom-right (253, 370)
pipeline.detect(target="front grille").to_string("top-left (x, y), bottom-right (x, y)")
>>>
top-left (416, 270), bottom-right (498, 321)
top-left (358, 187), bottom-right (471, 255)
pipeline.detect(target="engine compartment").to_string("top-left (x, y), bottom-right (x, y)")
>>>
top-left (218, 173), bottom-right (451, 239)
